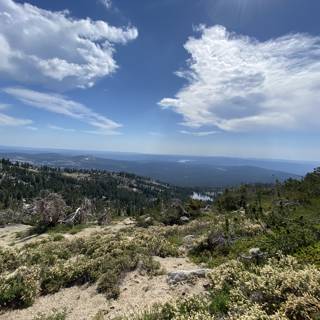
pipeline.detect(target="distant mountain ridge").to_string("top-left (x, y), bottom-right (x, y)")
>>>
top-left (0, 149), bottom-right (308, 187)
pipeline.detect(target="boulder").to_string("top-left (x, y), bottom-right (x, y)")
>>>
top-left (123, 218), bottom-right (135, 225)
top-left (183, 235), bottom-right (195, 245)
top-left (144, 216), bottom-right (152, 223)
top-left (180, 216), bottom-right (190, 223)
top-left (167, 269), bottom-right (210, 285)
top-left (249, 247), bottom-right (261, 256)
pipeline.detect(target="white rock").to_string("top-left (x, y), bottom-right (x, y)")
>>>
top-left (167, 269), bottom-right (210, 285)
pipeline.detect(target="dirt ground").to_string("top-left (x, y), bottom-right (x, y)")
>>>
top-left (0, 256), bottom-right (207, 320)
top-left (0, 218), bottom-right (135, 248)
top-left (0, 219), bottom-right (208, 319)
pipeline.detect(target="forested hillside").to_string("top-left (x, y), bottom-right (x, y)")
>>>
top-left (0, 159), bottom-right (191, 221)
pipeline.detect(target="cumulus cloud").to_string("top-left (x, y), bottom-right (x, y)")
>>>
top-left (0, 0), bottom-right (138, 89)
top-left (4, 87), bottom-right (122, 135)
top-left (159, 25), bottom-right (320, 132)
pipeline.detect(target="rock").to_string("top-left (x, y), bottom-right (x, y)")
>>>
top-left (180, 216), bottom-right (190, 223)
top-left (206, 233), bottom-right (227, 251)
top-left (123, 218), bottom-right (135, 225)
top-left (183, 235), bottom-right (195, 244)
top-left (250, 291), bottom-right (264, 303)
top-left (249, 247), bottom-right (261, 256)
top-left (167, 269), bottom-right (210, 285)
top-left (240, 248), bottom-right (265, 265)
top-left (182, 235), bottom-right (196, 251)
top-left (144, 216), bottom-right (152, 223)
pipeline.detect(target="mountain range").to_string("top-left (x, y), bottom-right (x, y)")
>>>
top-left (1, 146), bottom-right (317, 187)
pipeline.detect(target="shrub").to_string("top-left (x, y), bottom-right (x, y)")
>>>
top-left (33, 308), bottom-right (67, 320)
top-left (0, 266), bottom-right (40, 308)
top-left (97, 270), bottom-right (120, 299)
top-left (209, 255), bottom-right (320, 318)
top-left (281, 294), bottom-right (320, 320)
top-left (130, 255), bottom-right (320, 320)
top-left (0, 227), bottom-right (174, 310)
top-left (208, 289), bottom-right (230, 315)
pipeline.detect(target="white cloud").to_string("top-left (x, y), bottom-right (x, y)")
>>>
top-left (159, 25), bottom-right (320, 132)
top-left (25, 126), bottom-right (38, 131)
top-left (0, 112), bottom-right (32, 127)
top-left (0, 102), bottom-right (33, 127)
top-left (0, 103), bottom-right (10, 110)
top-left (0, 0), bottom-right (138, 89)
top-left (84, 129), bottom-right (121, 136)
top-left (4, 87), bottom-right (122, 135)
top-left (149, 131), bottom-right (164, 137)
top-left (180, 130), bottom-right (217, 136)
top-left (99, 0), bottom-right (112, 10)
top-left (48, 125), bottom-right (76, 133)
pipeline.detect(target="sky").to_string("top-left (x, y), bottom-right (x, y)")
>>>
top-left (0, 0), bottom-right (320, 161)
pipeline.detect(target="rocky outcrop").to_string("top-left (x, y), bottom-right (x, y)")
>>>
top-left (167, 269), bottom-right (210, 285)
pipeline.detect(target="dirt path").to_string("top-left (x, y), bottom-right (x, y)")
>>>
top-left (0, 256), bottom-right (208, 320)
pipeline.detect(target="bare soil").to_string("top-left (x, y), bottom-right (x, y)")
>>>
top-left (0, 219), bottom-right (208, 320)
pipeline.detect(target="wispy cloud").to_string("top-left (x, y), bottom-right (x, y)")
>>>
top-left (4, 87), bottom-right (122, 135)
top-left (180, 130), bottom-right (217, 136)
top-left (0, 102), bottom-right (33, 127)
top-left (99, 0), bottom-right (112, 10)
top-left (0, 0), bottom-right (138, 89)
top-left (0, 103), bottom-right (10, 110)
top-left (84, 129), bottom-right (121, 136)
top-left (149, 131), bottom-right (165, 137)
top-left (48, 125), bottom-right (75, 133)
top-left (159, 25), bottom-right (320, 132)
top-left (25, 126), bottom-right (38, 131)
top-left (0, 112), bottom-right (32, 127)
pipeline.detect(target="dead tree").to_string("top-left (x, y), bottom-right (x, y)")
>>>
top-left (98, 208), bottom-right (112, 226)
top-left (35, 193), bottom-right (66, 227)
top-left (64, 198), bottom-right (93, 225)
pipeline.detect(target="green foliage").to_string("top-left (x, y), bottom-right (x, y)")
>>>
top-left (0, 266), bottom-right (40, 308)
top-left (0, 159), bottom-right (190, 222)
top-left (295, 242), bottom-right (320, 267)
top-left (132, 255), bottom-right (320, 320)
top-left (260, 222), bottom-right (318, 255)
top-left (33, 309), bottom-right (67, 320)
top-left (96, 270), bottom-right (120, 299)
top-left (208, 289), bottom-right (230, 315)
top-left (0, 228), bottom-right (178, 310)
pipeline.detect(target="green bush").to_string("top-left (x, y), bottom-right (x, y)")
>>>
top-left (0, 228), bottom-right (173, 310)
top-left (208, 289), bottom-right (230, 315)
top-left (97, 270), bottom-right (120, 299)
top-left (0, 266), bottom-right (40, 308)
top-left (295, 242), bottom-right (320, 267)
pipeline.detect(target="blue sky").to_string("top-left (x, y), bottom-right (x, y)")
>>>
top-left (0, 0), bottom-right (320, 160)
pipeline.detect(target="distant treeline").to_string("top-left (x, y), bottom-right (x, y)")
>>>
top-left (0, 158), bottom-right (191, 215)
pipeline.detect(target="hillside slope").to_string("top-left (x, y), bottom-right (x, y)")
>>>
top-left (0, 152), bottom-right (300, 187)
